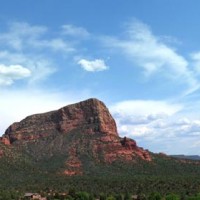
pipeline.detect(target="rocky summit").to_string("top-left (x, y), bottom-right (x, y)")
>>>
top-left (0, 98), bottom-right (151, 176)
top-left (4, 98), bottom-right (118, 142)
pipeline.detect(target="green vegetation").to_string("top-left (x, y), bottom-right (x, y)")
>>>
top-left (1, 140), bottom-right (200, 196)
top-left (0, 190), bottom-right (22, 200)
top-left (1, 133), bottom-right (200, 197)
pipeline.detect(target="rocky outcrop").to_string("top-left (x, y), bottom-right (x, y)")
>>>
top-left (0, 137), bottom-right (10, 145)
top-left (64, 157), bottom-right (83, 176)
top-left (1, 98), bottom-right (152, 175)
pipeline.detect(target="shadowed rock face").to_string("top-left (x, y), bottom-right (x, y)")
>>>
top-left (1, 98), bottom-right (151, 175)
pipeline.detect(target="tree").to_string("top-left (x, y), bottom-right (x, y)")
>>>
top-left (124, 192), bottom-right (131, 200)
top-left (89, 193), bottom-right (95, 200)
top-left (166, 194), bottom-right (180, 200)
top-left (148, 192), bottom-right (162, 200)
top-left (76, 192), bottom-right (90, 200)
top-left (68, 188), bottom-right (76, 198)
top-left (100, 193), bottom-right (107, 200)
top-left (115, 194), bottom-right (123, 200)
top-left (106, 195), bottom-right (116, 200)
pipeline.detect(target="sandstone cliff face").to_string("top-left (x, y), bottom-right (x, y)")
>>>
top-left (1, 98), bottom-right (151, 175)
top-left (4, 98), bottom-right (118, 143)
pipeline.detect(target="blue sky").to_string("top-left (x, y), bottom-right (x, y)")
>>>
top-left (1, 0), bottom-right (200, 154)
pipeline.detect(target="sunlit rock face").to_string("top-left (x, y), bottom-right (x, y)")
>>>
top-left (4, 98), bottom-right (118, 142)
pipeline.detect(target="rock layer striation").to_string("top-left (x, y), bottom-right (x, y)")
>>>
top-left (4, 98), bottom-right (117, 143)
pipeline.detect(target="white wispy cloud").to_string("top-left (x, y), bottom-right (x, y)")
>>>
top-left (62, 24), bottom-right (90, 38)
top-left (102, 20), bottom-right (200, 96)
top-left (0, 64), bottom-right (31, 85)
top-left (0, 22), bottom-right (47, 50)
top-left (78, 59), bottom-right (109, 72)
top-left (0, 22), bottom-right (75, 54)
top-left (191, 52), bottom-right (200, 74)
top-left (29, 38), bottom-right (75, 53)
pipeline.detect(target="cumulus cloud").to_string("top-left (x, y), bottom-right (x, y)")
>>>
top-left (78, 59), bottom-right (109, 72)
top-left (0, 64), bottom-right (31, 85)
top-left (109, 99), bottom-right (200, 154)
top-left (103, 20), bottom-right (199, 96)
top-left (174, 120), bottom-right (200, 136)
top-left (62, 24), bottom-right (90, 38)
top-left (110, 100), bottom-right (182, 138)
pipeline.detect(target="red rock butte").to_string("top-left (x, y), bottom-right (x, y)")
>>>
top-left (1, 98), bottom-right (151, 170)
top-left (3, 98), bottom-right (118, 142)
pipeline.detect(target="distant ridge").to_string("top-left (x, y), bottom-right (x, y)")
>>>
top-left (171, 155), bottom-right (200, 160)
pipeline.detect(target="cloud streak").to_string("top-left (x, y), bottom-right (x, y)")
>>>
top-left (0, 22), bottom-right (76, 53)
top-left (0, 22), bottom-right (47, 51)
top-left (62, 24), bottom-right (90, 38)
top-left (103, 20), bottom-right (200, 96)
